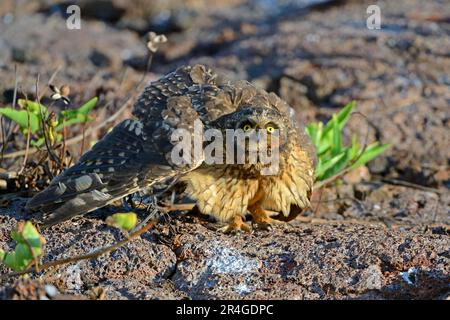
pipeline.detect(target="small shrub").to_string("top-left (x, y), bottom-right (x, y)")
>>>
top-left (0, 97), bottom-right (98, 147)
top-left (306, 101), bottom-right (390, 181)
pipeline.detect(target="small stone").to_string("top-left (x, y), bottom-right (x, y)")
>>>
top-left (89, 49), bottom-right (111, 68)
top-left (11, 47), bottom-right (29, 63)
top-left (45, 284), bottom-right (59, 298)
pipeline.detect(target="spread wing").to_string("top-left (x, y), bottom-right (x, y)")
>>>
top-left (26, 65), bottom-right (216, 226)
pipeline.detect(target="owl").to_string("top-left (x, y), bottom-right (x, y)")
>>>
top-left (26, 65), bottom-right (316, 232)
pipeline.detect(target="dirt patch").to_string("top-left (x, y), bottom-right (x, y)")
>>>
top-left (0, 208), bottom-right (448, 300)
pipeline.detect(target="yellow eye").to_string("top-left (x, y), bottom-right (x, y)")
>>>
top-left (243, 124), bottom-right (252, 132)
top-left (266, 126), bottom-right (275, 133)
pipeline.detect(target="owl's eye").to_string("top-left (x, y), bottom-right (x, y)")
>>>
top-left (266, 125), bottom-right (275, 133)
top-left (243, 124), bottom-right (252, 132)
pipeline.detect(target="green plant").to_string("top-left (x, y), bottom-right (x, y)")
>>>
top-left (0, 97), bottom-right (98, 147)
top-left (306, 101), bottom-right (390, 181)
top-left (0, 221), bottom-right (45, 272)
top-left (106, 212), bottom-right (138, 231)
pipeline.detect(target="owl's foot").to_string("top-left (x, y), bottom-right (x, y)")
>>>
top-left (218, 215), bottom-right (251, 234)
top-left (248, 204), bottom-right (283, 230)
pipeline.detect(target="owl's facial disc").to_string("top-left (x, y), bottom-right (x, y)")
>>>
top-left (233, 107), bottom-right (287, 146)
top-left (225, 107), bottom-right (287, 171)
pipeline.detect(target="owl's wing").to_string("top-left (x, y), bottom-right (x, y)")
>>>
top-left (27, 65), bottom-right (215, 226)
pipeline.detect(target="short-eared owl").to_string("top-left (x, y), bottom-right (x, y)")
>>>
top-left (27, 65), bottom-right (316, 232)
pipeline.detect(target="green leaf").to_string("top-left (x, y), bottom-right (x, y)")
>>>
top-left (14, 243), bottom-right (33, 268)
top-left (10, 230), bottom-right (22, 243)
top-left (331, 114), bottom-right (342, 156)
top-left (351, 143), bottom-right (391, 169)
top-left (306, 122), bottom-right (320, 147)
top-left (77, 97), bottom-right (98, 115)
top-left (315, 151), bottom-right (347, 180)
top-left (3, 252), bottom-right (18, 270)
top-left (18, 99), bottom-right (48, 116)
top-left (56, 115), bottom-right (94, 130)
top-left (0, 248), bottom-right (5, 261)
top-left (30, 137), bottom-right (45, 147)
top-left (61, 97), bottom-right (98, 120)
top-left (349, 134), bottom-right (359, 160)
top-left (106, 212), bottom-right (138, 231)
top-left (323, 155), bottom-right (350, 180)
top-left (0, 221), bottom-right (45, 272)
top-left (305, 101), bottom-right (389, 182)
top-left (307, 122), bottom-right (330, 156)
top-left (0, 108), bottom-right (40, 133)
top-left (21, 221), bottom-right (44, 256)
top-left (323, 101), bottom-right (355, 134)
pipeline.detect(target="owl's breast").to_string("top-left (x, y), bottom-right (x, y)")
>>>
top-left (260, 144), bottom-right (315, 217)
top-left (181, 166), bottom-right (260, 222)
top-left (181, 143), bottom-right (314, 222)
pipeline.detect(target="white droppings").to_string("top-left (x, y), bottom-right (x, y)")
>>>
top-left (234, 283), bottom-right (252, 295)
top-left (364, 265), bottom-right (383, 290)
top-left (65, 264), bottom-right (83, 292)
top-left (44, 285), bottom-right (59, 298)
top-left (206, 241), bottom-right (260, 274)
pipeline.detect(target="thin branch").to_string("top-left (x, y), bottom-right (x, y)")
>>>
top-left (60, 115), bottom-right (68, 170)
top-left (80, 121), bottom-right (87, 156)
top-left (47, 65), bottom-right (62, 90)
top-left (17, 97), bottom-right (31, 175)
top-left (1, 65), bottom-right (19, 161)
top-left (0, 219), bottom-right (156, 280)
top-left (378, 177), bottom-right (443, 194)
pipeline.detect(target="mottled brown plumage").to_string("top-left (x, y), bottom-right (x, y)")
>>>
top-left (26, 65), bottom-right (316, 231)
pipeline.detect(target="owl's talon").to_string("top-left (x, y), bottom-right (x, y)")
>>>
top-left (252, 221), bottom-right (273, 231)
top-left (218, 216), bottom-right (251, 234)
top-left (249, 204), bottom-right (284, 230)
top-left (252, 217), bottom-right (284, 231)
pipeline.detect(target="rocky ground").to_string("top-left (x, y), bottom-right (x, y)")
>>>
top-left (0, 0), bottom-right (449, 299)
